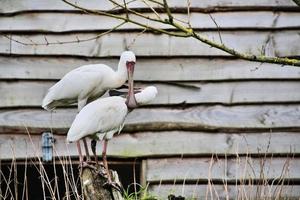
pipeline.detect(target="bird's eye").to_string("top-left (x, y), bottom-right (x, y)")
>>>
top-left (126, 61), bottom-right (135, 65)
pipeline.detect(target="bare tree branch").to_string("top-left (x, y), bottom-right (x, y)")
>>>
top-left (191, 31), bottom-right (300, 66)
top-left (62, 0), bottom-right (190, 37)
top-left (7, 0), bottom-right (298, 66)
top-left (59, 0), bottom-right (300, 66)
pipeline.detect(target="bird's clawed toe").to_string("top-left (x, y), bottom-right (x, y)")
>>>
top-left (78, 162), bottom-right (97, 171)
top-left (103, 181), bottom-right (123, 194)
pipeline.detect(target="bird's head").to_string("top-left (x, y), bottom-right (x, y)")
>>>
top-left (120, 51), bottom-right (136, 72)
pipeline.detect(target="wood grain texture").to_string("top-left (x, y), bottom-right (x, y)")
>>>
top-left (0, 0), bottom-right (296, 14)
top-left (148, 184), bottom-right (300, 199)
top-left (1, 105), bottom-right (300, 134)
top-left (1, 31), bottom-right (299, 57)
top-left (145, 157), bottom-right (300, 182)
top-left (1, 12), bottom-right (300, 32)
top-left (0, 81), bottom-right (300, 107)
top-left (1, 132), bottom-right (300, 159)
top-left (2, 56), bottom-right (300, 81)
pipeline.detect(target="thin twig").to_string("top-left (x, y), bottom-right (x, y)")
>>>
top-left (147, 0), bottom-right (164, 6)
top-left (123, 0), bottom-right (129, 20)
top-left (108, 0), bottom-right (164, 23)
top-left (142, 0), bottom-right (162, 20)
top-left (163, 0), bottom-right (173, 23)
top-left (2, 22), bottom-right (126, 46)
top-left (187, 0), bottom-right (191, 28)
top-left (127, 26), bottom-right (148, 49)
top-left (208, 13), bottom-right (223, 44)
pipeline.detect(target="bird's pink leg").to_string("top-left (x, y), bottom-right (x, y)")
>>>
top-left (76, 141), bottom-right (83, 165)
top-left (82, 138), bottom-right (91, 161)
top-left (102, 139), bottom-right (123, 193)
top-left (102, 139), bottom-right (112, 182)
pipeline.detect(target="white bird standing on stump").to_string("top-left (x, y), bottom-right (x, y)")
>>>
top-left (67, 86), bottom-right (157, 184)
top-left (42, 51), bottom-right (137, 164)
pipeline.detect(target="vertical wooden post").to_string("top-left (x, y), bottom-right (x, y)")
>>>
top-left (81, 166), bottom-right (124, 200)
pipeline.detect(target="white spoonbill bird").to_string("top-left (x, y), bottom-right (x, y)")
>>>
top-left (67, 86), bottom-right (158, 183)
top-left (42, 51), bottom-right (137, 163)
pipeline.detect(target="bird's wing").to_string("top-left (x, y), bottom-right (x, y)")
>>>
top-left (66, 97), bottom-right (128, 142)
top-left (42, 64), bottom-right (111, 109)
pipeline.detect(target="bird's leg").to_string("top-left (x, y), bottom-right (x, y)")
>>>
top-left (102, 139), bottom-right (111, 182)
top-left (76, 141), bottom-right (84, 166)
top-left (76, 140), bottom-right (97, 172)
top-left (101, 139), bottom-right (123, 193)
top-left (82, 138), bottom-right (91, 162)
top-left (91, 139), bottom-right (98, 166)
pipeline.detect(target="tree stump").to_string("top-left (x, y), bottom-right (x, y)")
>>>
top-left (81, 165), bottom-right (124, 200)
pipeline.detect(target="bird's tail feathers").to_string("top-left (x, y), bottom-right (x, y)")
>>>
top-left (42, 92), bottom-right (56, 111)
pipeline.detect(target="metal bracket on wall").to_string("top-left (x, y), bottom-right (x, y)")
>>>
top-left (41, 132), bottom-right (55, 162)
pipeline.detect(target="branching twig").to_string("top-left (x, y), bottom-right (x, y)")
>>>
top-left (191, 31), bottom-right (300, 66)
top-left (107, 0), bottom-right (165, 23)
top-left (62, 0), bottom-right (189, 37)
top-left (142, 0), bottom-right (162, 20)
top-left (2, 22), bottom-right (126, 46)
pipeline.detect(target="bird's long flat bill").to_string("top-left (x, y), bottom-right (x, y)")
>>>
top-left (126, 61), bottom-right (137, 108)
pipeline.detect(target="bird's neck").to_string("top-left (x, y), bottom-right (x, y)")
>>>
top-left (113, 60), bottom-right (127, 87)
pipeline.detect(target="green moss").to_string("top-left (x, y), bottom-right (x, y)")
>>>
top-left (117, 149), bottom-right (142, 158)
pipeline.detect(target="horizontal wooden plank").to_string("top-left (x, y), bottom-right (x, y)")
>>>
top-left (1, 12), bottom-right (300, 32)
top-left (0, 0), bottom-right (296, 14)
top-left (1, 105), bottom-right (300, 133)
top-left (1, 31), bottom-right (300, 57)
top-left (0, 81), bottom-right (300, 108)
top-left (145, 157), bottom-right (300, 182)
top-left (2, 56), bottom-right (300, 81)
top-left (1, 132), bottom-right (300, 159)
top-left (148, 184), bottom-right (300, 199)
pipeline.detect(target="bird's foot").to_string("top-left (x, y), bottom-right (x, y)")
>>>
top-left (103, 181), bottom-right (124, 194)
top-left (85, 160), bottom-right (97, 165)
top-left (78, 161), bottom-right (98, 171)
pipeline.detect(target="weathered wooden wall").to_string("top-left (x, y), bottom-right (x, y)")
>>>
top-left (1, 0), bottom-right (300, 199)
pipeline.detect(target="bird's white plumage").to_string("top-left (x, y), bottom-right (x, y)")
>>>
top-left (42, 51), bottom-right (136, 111)
top-left (135, 86), bottom-right (158, 105)
top-left (66, 86), bottom-right (158, 142)
top-left (67, 96), bottom-right (127, 142)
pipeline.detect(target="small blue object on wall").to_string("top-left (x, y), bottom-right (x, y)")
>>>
top-left (42, 132), bottom-right (54, 162)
